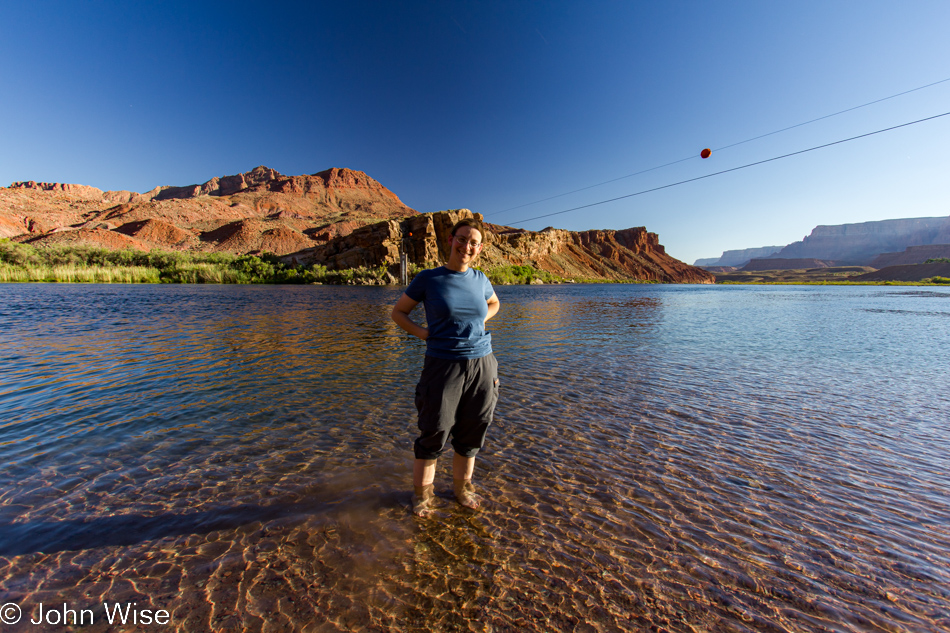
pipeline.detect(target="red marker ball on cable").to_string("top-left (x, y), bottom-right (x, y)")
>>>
top-left (701, 148), bottom-right (712, 159)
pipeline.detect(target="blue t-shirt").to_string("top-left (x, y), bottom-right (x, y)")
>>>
top-left (405, 266), bottom-right (494, 359)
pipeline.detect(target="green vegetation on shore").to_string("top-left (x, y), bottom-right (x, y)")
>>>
top-left (483, 265), bottom-right (561, 285)
top-left (2, 242), bottom-right (944, 286)
top-left (0, 242), bottom-right (593, 286)
top-left (718, 279), bottom-right (947, 286)
top-left (713, 266), bottom-right (873, 284)
top-left (481, 265), bottom-right (657, 285)
top-left (713, 264), bottom-right (950, 286)
top-left (0, 242), bottom-right (397, 285)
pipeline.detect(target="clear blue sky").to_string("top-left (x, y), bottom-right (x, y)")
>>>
top-left (2, 1), bottom-right (949, 264)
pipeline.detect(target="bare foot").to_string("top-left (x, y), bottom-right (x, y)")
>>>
top-left (412, 485), bottom-right (435, 517)
top-left (454, 480), bottom-right (481, 509)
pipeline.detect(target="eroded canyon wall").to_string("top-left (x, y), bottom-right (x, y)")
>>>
top-left (770, 217), bottom-right (950, 264)
top-left (286, 209), bottom-right (714, 283)
top-left (3, 169), bottom-right (711, 283)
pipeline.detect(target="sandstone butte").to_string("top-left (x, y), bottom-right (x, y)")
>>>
top-left (1, 166), bottom-right (713, 284)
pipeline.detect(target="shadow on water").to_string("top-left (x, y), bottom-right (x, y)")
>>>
top-left (0, 489), bottom-right (410, 557)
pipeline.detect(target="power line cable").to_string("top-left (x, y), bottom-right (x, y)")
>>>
top-left (714, 76), bottom-right (950, 152)
top-left (488, 76), bottom-right (950, 217)
top-left (504, 110), bottom-right (950, 227)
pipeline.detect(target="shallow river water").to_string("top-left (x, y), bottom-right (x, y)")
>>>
top-left (1, 283), bottom-right (948, 632)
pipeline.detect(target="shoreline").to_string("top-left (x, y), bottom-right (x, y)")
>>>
top-left (4, 243), bottom-right (947, 287)
top-left (1, 278), bottom-right (946, 287)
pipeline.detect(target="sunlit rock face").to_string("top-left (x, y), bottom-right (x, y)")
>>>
top-left (770, 216), bottom-right (950, 265)
top-left (3, 169), bottom-right (711, 282)
top-left (695, 245), bottom-right (784, 268)
top-left (286, 209), bottom-right (714, 283)
top-left (2, 167), bottom-right (417, 255)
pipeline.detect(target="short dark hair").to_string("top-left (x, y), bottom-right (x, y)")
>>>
top-left (450, 218), bottom-right (485, 239)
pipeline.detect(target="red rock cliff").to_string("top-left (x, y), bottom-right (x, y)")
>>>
top-left (286, 209), bottom-right (713, 284)
top-left (3, 169), bottom-right (711, 283)
top-left (2, 167), bottom-right (417, 252)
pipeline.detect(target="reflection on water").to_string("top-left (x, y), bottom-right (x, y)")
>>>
top-left (1, 283), bottom-right (949, 632)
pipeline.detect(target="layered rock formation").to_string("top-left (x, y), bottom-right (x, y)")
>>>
top-left (8, 181), bottom-right (137, 204)
top-left (695, 245), bottom-right (783, 268)
top-left (2, 168), bottom-right (711, 283)
top-left (851, 263), bottom-right (950, 282)
top-left (768, 216), bottom-right (950, 265)
top-left (487, 224), bottom-right (712, 283)
top-left (869, 244), bottom-right (950, 267)
top-left (741, 258), bottom-right (838, 271)
top-left (286, 209), bottom-right (714, 284)
top-left (2, 167), bottom-right (418, 253)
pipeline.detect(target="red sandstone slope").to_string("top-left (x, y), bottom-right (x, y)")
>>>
top-left (2, 167), bottom-right (418, 254)
top-left (285, 209), bottom-right (715, 284)
top-left (869, 244), bottom-right (950, 267)
top-left (851, 263), bottom-right (950, 282)
top-left (1, 169), bottom-right (712, 282)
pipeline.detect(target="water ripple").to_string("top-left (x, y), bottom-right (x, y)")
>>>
top-left (0, 283), bottom-right (948, 632)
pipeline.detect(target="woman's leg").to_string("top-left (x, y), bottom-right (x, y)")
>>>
top-left (452, 453), bottom-right (475, 481)
top-left (414, 458), bottom-right (437, 487)
top-left (412, 458), bottom-right (438, 516)
top-left (453, 453), bottom-right (480, 509)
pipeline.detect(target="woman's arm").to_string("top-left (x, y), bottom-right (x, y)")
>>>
top-left (485, 292), bottom-right (500, 323)
top-left (391, 293), bottom-right (429, 340)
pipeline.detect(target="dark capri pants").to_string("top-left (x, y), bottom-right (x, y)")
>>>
top-left (414, 353), bottom-right (499, 460)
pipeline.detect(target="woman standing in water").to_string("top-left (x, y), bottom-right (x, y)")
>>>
top-left (391, 218), bottom-right (501, 516)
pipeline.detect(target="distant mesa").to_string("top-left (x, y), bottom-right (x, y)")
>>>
top-left (740, 258), bottom-right (838, 271)
top-left (7, 181), bottom-right (137, 204)
top-left (764, 216), bottom-right (950, 265)
top-left (1, 167), bottom-right (712, 283)
top-left (695, 245), bottom-right (783, 268)
top-left (698, 215), bottom-right (950, 272)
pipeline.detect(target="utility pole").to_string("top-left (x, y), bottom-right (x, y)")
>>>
top-left (400, 222), bottom-right (410, 285)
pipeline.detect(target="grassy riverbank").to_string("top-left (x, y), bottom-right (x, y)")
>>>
top-left (4, 242), bottom-right (945, 286)
top-left (713, 265), bottom-right (950, 285)
top-left (0, 242), bottom-right (396, 284)
top-left (718, 279), bottom-right (950, 285)
top-left (0, 242), bottom-right (581, 286)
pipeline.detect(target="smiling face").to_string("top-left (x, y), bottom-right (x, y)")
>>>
top-left (446, 225), bottom-right (483, 272)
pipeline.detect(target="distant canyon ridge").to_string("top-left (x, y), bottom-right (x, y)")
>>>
top-left (697, 216), bottom-right (950, 271)
top-left (1, 166), bottom-right (713, 283)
